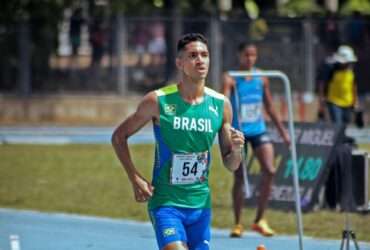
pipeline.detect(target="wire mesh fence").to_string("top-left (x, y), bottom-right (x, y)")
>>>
top-left (0, 15), bottom-right (369, 95)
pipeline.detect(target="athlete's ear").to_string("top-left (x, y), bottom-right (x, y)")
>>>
top-left (175, 57), bottom-right (183, 70)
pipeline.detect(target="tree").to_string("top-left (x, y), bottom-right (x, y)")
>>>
top-left (340, 0), bottom-right (370, 15)
top-left (278, 0), bottom-right (325, 17)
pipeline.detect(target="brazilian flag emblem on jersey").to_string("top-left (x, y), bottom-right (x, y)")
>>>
top-left (163, 227), bottom-right (176, 237)
top-left (164, 104), bottom-right (176, 115)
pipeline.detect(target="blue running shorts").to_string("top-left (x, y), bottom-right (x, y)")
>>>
top-left (149, 206), bottom-right (211, 250)
top-left (245, 132), bottom-right (271, 149)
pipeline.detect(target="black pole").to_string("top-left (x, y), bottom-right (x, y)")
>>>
top-left (17, 20), bottom-right (31, 96)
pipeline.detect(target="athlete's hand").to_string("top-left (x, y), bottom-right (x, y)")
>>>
top-left (131, 174), bottom-right (154, 203)
top-left (230, 127), bottom-right (245, 152)
top-left (222, 127), bottom-right (244, 171)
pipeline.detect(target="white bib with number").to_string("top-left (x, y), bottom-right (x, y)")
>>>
top-left (240, 103), bottom-right (262, 123)
top-left (170, 152), bottom-right (209, 185)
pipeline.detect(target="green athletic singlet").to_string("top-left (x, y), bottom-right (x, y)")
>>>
top-left (148, 84), bottom-right (225, 210)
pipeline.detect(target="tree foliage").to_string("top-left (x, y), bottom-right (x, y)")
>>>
top-left (340, 0), bottom-right (370, 15)
top-left (278, 0), bottom-right (325, 17)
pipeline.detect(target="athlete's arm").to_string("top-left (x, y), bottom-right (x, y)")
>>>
top-left (221, 73), bottom-right (235, 97)
top-left (262, 78), bottom-right (291, 145)
top-left (111, 91), bottom-right (159, 202)
top-left (218, 97), bottom-right (244, 171)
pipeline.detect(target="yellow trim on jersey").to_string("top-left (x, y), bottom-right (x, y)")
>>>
top-left (155, 84), bottom-right (178, 96)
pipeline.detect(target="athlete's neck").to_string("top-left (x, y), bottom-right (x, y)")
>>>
top-left (239, 66), bottom-right (254, 71)
top-left (178, 79), bottom-right (205, 105)
top-left (239, 66), bottom-right (255, 80)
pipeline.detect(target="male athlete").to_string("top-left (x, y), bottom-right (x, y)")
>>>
top-left (222, 43), bottom-right (290, 237)
top-left (112, 33), bottom-right (245, 250)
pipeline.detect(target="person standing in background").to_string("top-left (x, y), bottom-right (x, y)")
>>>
top-left (318, 45), bottom-right (358, 128)
top-left (69, 8), bottom-right (84, 58)
top-left (222, 43), bottom-right (290, 238)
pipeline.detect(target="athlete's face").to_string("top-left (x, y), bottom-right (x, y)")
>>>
top-left (177, 41), bottom-right (209, 81)
top-left (239, 46), bottom-right (257, 70)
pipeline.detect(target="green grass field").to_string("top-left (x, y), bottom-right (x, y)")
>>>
top-left (0, 144), bottom-right (369, 242)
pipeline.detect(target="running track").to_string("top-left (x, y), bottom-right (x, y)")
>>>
top-left (1, 208), bottom-right (370, 250)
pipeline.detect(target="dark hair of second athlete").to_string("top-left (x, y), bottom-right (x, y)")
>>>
top-left (238, 42), bottom-right (257, 53)
top-left (177, 33), bottom-right (208, 56)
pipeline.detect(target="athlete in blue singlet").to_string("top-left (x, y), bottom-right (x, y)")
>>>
top-left (222, 43), bottom-right (290, 238)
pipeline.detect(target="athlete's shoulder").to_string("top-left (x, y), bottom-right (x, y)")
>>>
top-left (141, 90), bottom-right (159, 107)
top-left (253, 67), bottom-right (269, 84)
top-left (204, 86), bottom-right (225, 100)
top-left (155, 83), bottom-right (178, 97)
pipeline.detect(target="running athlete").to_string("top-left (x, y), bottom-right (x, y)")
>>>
top-left (222, 43), bottom-right (290, 237)
top-left (112, 33), bottom-right (244, 250)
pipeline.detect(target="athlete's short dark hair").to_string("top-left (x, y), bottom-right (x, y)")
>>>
top-left (177, 33), bottom-right (208, 54)
top-left (238, 42), bottom-right (256, 52)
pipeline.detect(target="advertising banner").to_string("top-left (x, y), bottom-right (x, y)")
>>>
top-left (245, 122), bottom-right (344, 212)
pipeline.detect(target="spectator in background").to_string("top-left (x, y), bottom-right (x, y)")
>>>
top-left (146, 22), bottom-right (167, 89)
top-left (318, 46), bottom-right (360, 212)
top-left (318, 45), bottom-right (358, 128)
top-left (89, 19), bottom-right (107, 68)
top-left (148, 22), bottom-right (166, 65)
top-left (133, 23), bottom-right (150, 56)
top-left (69, 8), bottom-right (84, 57)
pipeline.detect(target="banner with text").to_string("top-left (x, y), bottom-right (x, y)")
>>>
top-left (245, 122), bottom-right (344, 212)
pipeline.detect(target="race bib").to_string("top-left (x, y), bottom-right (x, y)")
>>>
top-left (240, 103), bottom-right (262, 123)
top-left (170, 152), bottom-right (209, 185)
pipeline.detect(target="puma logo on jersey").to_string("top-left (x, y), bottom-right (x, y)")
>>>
top-left (173, 116), bottom-right (214, 133)
top-left (209, 105), bottom-right (218, 116)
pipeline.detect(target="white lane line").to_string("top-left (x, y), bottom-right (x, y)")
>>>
top-left (9, 235), bottom-right (21, 250)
